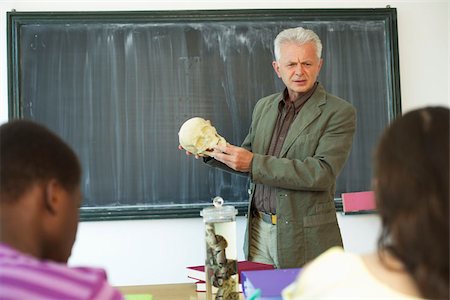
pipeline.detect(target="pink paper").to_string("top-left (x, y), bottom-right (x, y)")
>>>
top-left (342, 191), bottom-right (376, 212)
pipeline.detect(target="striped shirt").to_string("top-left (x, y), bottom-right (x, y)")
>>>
top-left (0, 243), bottom-right (123, 300)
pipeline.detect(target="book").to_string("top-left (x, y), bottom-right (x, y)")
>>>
top-left (195, 280), bottom-right (243, 293)
top-left (241, 268), bottom-right (301, 300)
top-left (341, 191), bottom-right (376, 213)
top-left (187, 260), bottom-right (274, 282)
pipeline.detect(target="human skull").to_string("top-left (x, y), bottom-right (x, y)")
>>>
top-left (178, 117), bottom-right (226, 156)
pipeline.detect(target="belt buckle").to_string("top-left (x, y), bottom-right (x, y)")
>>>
top-left (257, 211), bottom-right (277, 225)
top-left (270, 214), bottom-right (277, 225)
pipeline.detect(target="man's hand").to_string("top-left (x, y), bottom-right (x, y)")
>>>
top-left (211, 144), bottom-right (253, 172)
top-left (178, 145), bottom-right (204, 159)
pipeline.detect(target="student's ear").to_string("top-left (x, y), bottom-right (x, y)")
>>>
top-left (43, 179), bottom-right (61, 215)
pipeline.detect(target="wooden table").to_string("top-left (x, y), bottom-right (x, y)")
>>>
top-left (117, 283), bottom-right (245, 300)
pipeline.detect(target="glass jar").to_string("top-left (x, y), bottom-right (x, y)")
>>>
top-left (200, 197), bottom-right (239, 300)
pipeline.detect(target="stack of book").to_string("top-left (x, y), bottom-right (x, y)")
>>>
top-left (186, 261), bottom-right (274, 292)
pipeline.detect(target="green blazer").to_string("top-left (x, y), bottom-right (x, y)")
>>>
top-left (241, 83), bottom-right (356, 268)
top-left (204, 84), bottom-right (356, 268)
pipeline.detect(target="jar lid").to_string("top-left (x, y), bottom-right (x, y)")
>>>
top-left (200, 196), bottom-right (238, 222)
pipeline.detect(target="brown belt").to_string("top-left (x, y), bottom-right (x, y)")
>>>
top-left (257, 211), bottom-right (277, 225)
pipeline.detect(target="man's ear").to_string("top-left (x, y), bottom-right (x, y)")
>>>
top-left (43, 179), bottom-right (60, 215)
top-left (272, 61), bottom-right (281, 78)
top-left (318, 58), bottom-right (323, 72)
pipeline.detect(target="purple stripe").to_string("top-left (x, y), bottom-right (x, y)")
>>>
top-left (1, 259), bottom-right (100, 286)
top-left (0, 244), bottom-right (121, 300)
top-left (1, 267), bottom-right (92, 298)
top-left (0, 276), bottom-right (79, 299)
top-left (90, 283), bottom-right (123, 300)
top-left (0, 284), bottom-right (48, 300)
top-left (88, 274), bottom-right (107, 299)
top-left (42, 264), bottom-right (101, 285)
top-left (0, 253), bottom-right (36, 265)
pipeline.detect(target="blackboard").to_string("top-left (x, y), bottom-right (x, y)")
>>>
top-left (7, 9), bottom-right (401, 220)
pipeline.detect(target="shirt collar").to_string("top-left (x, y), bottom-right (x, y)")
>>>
top-left (278, 82), bottom-right (319, 112)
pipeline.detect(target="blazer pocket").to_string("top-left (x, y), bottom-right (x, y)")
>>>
top-left (315, 201), bottom-right (335, 213)
top-left (303, 212), bottom-right (337, 227)
top-left (303, 212), bottom-right (342, 261)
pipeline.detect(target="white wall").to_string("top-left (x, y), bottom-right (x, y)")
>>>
top-left (0, 0), bottom-right (448, 287)
top-left (70, 214), bottom-right (381, 286)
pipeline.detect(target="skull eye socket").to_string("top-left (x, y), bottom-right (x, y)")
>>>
top-left (195, 136), bottom-right (206, 150)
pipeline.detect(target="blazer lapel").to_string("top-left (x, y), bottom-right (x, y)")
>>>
top-left (280, 85), bottom-right (327, 157)
top-left (258, 98), bottom-right (280, 154)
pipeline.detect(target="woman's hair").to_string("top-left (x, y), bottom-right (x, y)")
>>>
top-left (374, 106), bottom-right (449, 299)
top-left (273, 27), bottom-right (322, 62)
top-left (0, 119), bottom-right (81, 202)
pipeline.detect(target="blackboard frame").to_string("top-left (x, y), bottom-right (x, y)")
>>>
top-left (7, 8), bottom-right (401, 221)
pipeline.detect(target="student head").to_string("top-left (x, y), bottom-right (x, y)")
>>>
top-left (0, 119), bottom-right (82, 263)
top-left (272, 27), bottom-right (323, 96)
top-left (374, 106), bottom-right (449, 299)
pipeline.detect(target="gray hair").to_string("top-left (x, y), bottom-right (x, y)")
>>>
top-left (274, 27), bottom-right (322, 61)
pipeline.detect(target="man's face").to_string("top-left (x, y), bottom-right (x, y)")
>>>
top-left (272, 41), bottom-right (323, 100)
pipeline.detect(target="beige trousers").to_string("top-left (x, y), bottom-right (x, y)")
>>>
top-left (248, 216), bottom-right (279, 268)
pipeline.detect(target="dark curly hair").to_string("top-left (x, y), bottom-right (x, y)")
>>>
top-left (374, 107), bottom-right (449, 299)
top-left (0, 119), bottom-right (81, 202)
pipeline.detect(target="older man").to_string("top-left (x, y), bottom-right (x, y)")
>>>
top-left (183, 27), bottom-right (356, 268)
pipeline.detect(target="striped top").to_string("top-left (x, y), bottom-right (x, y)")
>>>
top-left (0, 243), bottom-right (123, 300)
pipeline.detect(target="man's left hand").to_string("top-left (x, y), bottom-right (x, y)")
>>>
top-left (211, 144), bottom-right (253, 172)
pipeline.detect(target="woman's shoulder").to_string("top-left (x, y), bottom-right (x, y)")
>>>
top-left (302, 247), bottom-right (358, 279)
top-left (283, 247), bottom-right (424, 300)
